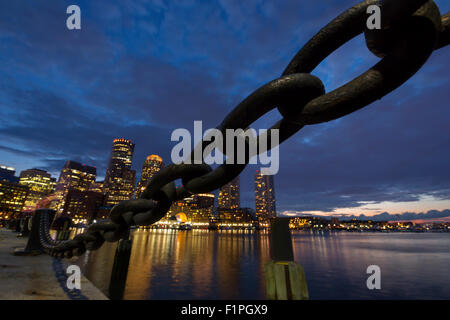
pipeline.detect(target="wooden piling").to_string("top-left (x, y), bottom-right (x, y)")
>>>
top-left (265, 217), bottom-right (309, 300)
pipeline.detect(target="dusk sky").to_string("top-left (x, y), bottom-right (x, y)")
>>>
top-left (0, 0), bottom-right (449, 218)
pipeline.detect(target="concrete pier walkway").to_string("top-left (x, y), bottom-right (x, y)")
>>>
top-left (0, 228), bottom-right (108, 300)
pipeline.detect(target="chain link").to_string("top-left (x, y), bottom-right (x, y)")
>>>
top-left (39, 0), bottom-right (449, 258)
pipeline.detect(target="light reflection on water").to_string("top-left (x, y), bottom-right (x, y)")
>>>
top-left (76, 230), bottom-right (450, 300)
top-left (294, 231), bottom-right (450, 299)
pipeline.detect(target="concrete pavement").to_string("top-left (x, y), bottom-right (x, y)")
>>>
top-left (0, 228), bottom-right (108, 300)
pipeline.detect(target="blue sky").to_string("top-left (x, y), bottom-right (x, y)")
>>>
top-left (0, 0), bottom-right (449, 217)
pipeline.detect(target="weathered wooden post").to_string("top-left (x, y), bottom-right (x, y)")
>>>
top-left (265, 217), bottom-right (309, 300)
top-left (108, 229), bottom-right (133, 300)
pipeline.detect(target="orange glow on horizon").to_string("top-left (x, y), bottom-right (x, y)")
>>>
top-left (281, 196), bottom-right (450, 217)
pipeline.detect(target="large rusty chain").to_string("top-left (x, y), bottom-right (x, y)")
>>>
top-left (39, 0), bottom-right (450, 258)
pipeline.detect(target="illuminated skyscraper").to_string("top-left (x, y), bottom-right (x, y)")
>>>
top-left (51, 161), bottom-right (97, 213)
top-left (63, 189), bottom-right (105, 224)
top-left (254, 171), bottom-right (276, 220)
top-left (0, 180), bottom-right (28, 220)
top-left (19, 168), bottom-right (56, 212)
top-left (89, 181), bottom-right (104, 194)
top-left (103, 138), bottom-right (136, 206)
top-left (189, 193), bottom-right (215, 223)
top-left (218, 176), bottom-right (240, 209)
top-left (136, 155), bottom-right (163, 198)
top-left (194, 193), bottom-right (215, 209)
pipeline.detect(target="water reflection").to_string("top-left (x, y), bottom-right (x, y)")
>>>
top-left (77, 230), bottom-right (450, 300)
top-left (292, 231), bottom-right (450, 299)
top-left (123, 229), bottom-right (270, 299)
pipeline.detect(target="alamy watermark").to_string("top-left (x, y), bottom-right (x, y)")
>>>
top-left (64, 4), bottom-right (380, 31)
top-left (367, 5), bottom-right (381, 30)
top-left (66, 265), bottom-right (81, 290)
top-left (66, 5), bottom-right (81, 30)
top-left (366, 265), bottom-right (381, 290)
top-left (171, 121), bottom-right (280, 175)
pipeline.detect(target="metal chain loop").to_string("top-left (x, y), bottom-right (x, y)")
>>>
top-left (283, 0), bottom-right (442, 125)
top-left (37, 0), bottom-right (449, 258)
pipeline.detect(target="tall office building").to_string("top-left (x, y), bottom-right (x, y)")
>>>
top-left (19, 168), bottom-right (56, 212)
top-left (189, 193), bottom-right (215, 223)
top-left (103, 138), bottom-right (136, 206)
top-left (218, 176), bottom-right (240, 209)
top-left (0, 180), bottom-right (28, 219)
top-left (194, 193), bottom-right (215, 208)
top-left (89, 181), bottom-right (104, 194)
top-left (136, 155), bottom-right (163, 198)
top-left (254, 171), bottom-right (276, 221)
top-left (51, 161), bottom-right (97, 213)
top-left (63, 189), bottom-right (105, 224)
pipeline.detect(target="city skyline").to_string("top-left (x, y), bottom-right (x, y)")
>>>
top-left (2, 133), bottom-right (450, 221)
top-left (0, 1), bottom-right (449, 217)
top-left (1, 136), bottom-right (269, 223)
top-left (3, 150), bottom-right (450, 222)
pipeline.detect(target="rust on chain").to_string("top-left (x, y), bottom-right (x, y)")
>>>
top-left (36, 0), bottom-right (449, 258)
